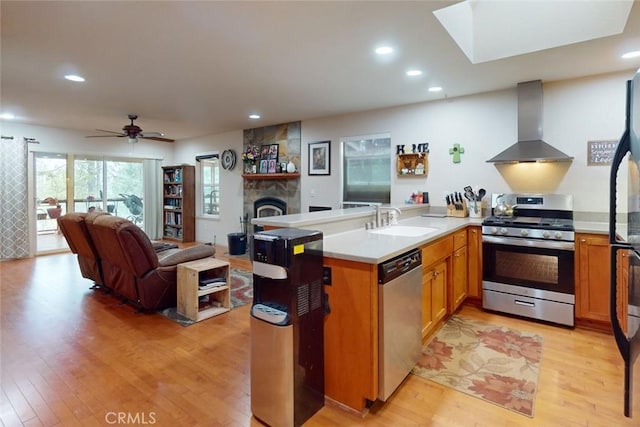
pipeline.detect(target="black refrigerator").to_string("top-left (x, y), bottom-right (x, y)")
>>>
top-left (610, 68), bottom-right (640, 418)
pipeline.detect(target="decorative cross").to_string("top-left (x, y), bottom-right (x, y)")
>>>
top-left (449, 143), bottom-right (465, 163)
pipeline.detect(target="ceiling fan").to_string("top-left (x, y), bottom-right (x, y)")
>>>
top-left (85, 114), bottom-right (175, 143)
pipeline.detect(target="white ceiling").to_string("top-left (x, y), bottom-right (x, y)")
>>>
top-left (2, 1), bottom-right (640, 142)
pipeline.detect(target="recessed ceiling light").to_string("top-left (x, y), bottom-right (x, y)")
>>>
top-left (249, 114), bottom-right (260, 119)
top-left (0, 113), bottom-right (15, 120)
top-left (406, 70), bottom-right (423, 77)
top-left (375, 46), bottom-right (394, 55)
top-left (622, 50), bottom-right (640, 59)
top-left (428, 86), bottom-right (443, 92)
top-left (64, 74), bottom-right (85, 82)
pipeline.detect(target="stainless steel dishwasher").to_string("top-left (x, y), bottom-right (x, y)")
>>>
top-left (378, 248), bottom-right (422, 401)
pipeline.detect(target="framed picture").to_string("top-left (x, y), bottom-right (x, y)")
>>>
top-left (268, 144), bottom-right (279, 160)
top-left (268, 159), bottom-right (276, 173)
top-left (260, 145), bottom-right (271, 160)
top-left (259, 159), bottom-right (268, 174)
top-left (309, 140), bottom-right (331, 175)
top-left (587, 139), bottom-right (617, 166)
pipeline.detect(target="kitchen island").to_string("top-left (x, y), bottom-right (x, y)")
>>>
top-left (252, 206), bottom-right (623, 413)
top-left (253, 205), bottom-right (484, 413)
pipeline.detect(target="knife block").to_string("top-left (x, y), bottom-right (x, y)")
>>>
top-left (447, 200), bottom-right (468, 217)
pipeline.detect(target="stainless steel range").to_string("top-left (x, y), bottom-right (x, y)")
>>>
top-left (482, 193), bottom-right (575, 326)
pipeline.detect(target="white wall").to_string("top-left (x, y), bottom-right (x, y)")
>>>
top-left (300, 70), bottom-right (635, 213)
top-left (172, 130), bottom-right (244, 245)
top-left (6, 70), bottom-right (635, 249)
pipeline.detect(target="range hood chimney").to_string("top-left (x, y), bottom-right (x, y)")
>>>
top-left (487, 80), bottom-right (573, 163)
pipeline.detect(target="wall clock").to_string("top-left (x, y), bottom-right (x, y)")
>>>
top-left (221, 149), bottom-right (236, 170)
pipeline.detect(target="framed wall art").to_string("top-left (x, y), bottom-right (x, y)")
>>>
top-left (587, 139), bottom-right (617, 166)
top-left (309, 140), bottom-right (330, 175)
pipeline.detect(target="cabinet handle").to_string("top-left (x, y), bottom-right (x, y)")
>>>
top-left (471, 229), bottom-right (476, 234)
top-left (580, 239), bottom-right (586, 243)
top-left (432, 271), bottom-right (439, 277)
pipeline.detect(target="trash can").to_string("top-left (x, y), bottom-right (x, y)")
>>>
top-left (227, 232), bottom-right (247, 255)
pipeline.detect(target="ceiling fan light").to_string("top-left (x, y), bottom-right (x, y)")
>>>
top-left (128, 137), bottom-right (137, 144)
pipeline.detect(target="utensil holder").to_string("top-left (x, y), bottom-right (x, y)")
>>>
top-left (447, 200), bottom-right (468, 217)
top-left (468, 201), bottom-right (482, 218)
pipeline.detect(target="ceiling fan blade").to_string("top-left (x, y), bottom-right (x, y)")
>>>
top-left (140, 136), bottom-right (175, 143)
top-left (85, 134), bottom-right (126, 138)
top-left (94, 129), bottom-right (125, 135)
top-left (139, 132), bottom-right (164, 138)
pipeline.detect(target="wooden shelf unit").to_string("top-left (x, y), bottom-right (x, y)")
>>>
top-left (177, 258), bottom-right (231, 322)
top-left (162, 165), bottom-right (195, 242)
top-left (396, 153), bottom-right (428, 177)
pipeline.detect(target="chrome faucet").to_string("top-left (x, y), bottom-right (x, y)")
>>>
top-left (375, 206), bottom-right (401, 228)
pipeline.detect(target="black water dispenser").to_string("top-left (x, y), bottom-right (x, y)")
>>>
top-left (250, 228), bottom-right (324, 427)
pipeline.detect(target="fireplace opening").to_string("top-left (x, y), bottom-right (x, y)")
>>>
top-left (253, 197), bottom-right (287, 232)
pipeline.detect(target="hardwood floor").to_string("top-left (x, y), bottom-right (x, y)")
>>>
top-left (1, 249), bottom-right (639, 426)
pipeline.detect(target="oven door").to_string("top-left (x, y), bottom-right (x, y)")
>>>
top-left (483, 236), bottom-right (575, 295)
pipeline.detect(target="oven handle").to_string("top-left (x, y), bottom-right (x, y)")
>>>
top-left (482, 235), bottom-right (575, 251)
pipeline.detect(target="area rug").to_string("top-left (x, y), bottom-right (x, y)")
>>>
top-left (159, 268), bottom-right (253, 326)
top-left (411, 315), bottom-right (543, 417)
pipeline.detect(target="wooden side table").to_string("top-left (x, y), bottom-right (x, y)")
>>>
top-left (177, 258), bottom-right (231, 322)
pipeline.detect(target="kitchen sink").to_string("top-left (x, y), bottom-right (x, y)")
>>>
top-left (369, 225), bottom-right (438, 237)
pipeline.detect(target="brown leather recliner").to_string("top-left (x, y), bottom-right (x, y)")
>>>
top-left (58, 211), bottom-right (109, 286)
top-left (61, 211), bottom-right (215, 310)
top-left (86, 214), bottom-right (215, 310)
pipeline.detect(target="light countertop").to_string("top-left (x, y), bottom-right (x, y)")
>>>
top-left (253, 205), bottom-right (620, 264)
top-left (321, 215), bottom-right (483, 264)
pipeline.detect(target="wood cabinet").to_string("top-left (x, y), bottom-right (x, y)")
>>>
top-left (421, 235), bottom-right (453, 342)
top-left (450, 229), bottom-right (468, 313)
top-left (575, 233), bottom-right (611, 328)
top-left (162, 165), bottom-right (195, 242)
top-left (322, 257), bottom-right (378, 412)
top-left (422, 260), bottom-right (447, 340)
top-left (466, 226), bottom-right (483, 304)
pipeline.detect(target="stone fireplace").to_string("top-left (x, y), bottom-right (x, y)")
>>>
top-left (253, 196), bottom-right (287, 232)
top-left (243, 121), bottom-right (301, 231)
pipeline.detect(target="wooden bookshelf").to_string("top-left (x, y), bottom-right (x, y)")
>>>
top-left (162, 165), bottom-right (195, 242)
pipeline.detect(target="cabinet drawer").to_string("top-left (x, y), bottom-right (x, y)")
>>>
top-left (453, 229), bottom-right (467, 250)
top-left (422, 236), bottom-right (453, 267)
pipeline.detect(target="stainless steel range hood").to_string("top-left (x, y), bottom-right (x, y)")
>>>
top-left (487, 80), bottom-right (573, 163)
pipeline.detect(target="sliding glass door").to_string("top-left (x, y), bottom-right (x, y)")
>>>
top-left (73, 157), bottom-right (144, 223)
top-left (34, 153), bottom-right (145, 253)
top-left (34, 153), bottom-right (68, 252)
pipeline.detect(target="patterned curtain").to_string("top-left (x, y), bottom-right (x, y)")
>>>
top-left (0, 137), bottom-right (29, 259)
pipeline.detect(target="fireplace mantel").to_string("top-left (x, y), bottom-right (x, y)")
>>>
top-left (242, 173), bottom-right (300, 180)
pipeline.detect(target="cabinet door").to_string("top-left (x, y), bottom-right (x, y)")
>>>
top-left (467, 226), bottom-right (482, 300)
top-left (422, 260), bottom-right (447, 341)
top-left (450, 245), bottom-right (468, 313)
top-left (322, 257), bottom-right (377, 411)
top-left (576, 233), bottom-right (611, 323)
top-left (432, 261), bottom-right (447, 327)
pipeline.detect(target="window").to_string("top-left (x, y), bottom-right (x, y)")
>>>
top-left (342, 135), bottom-right (391, 204)
top-left (200, 157), bottom-right (220, 217)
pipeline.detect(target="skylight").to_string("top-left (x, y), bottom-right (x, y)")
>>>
top-left (433, 0), bottom-right (634, 64)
